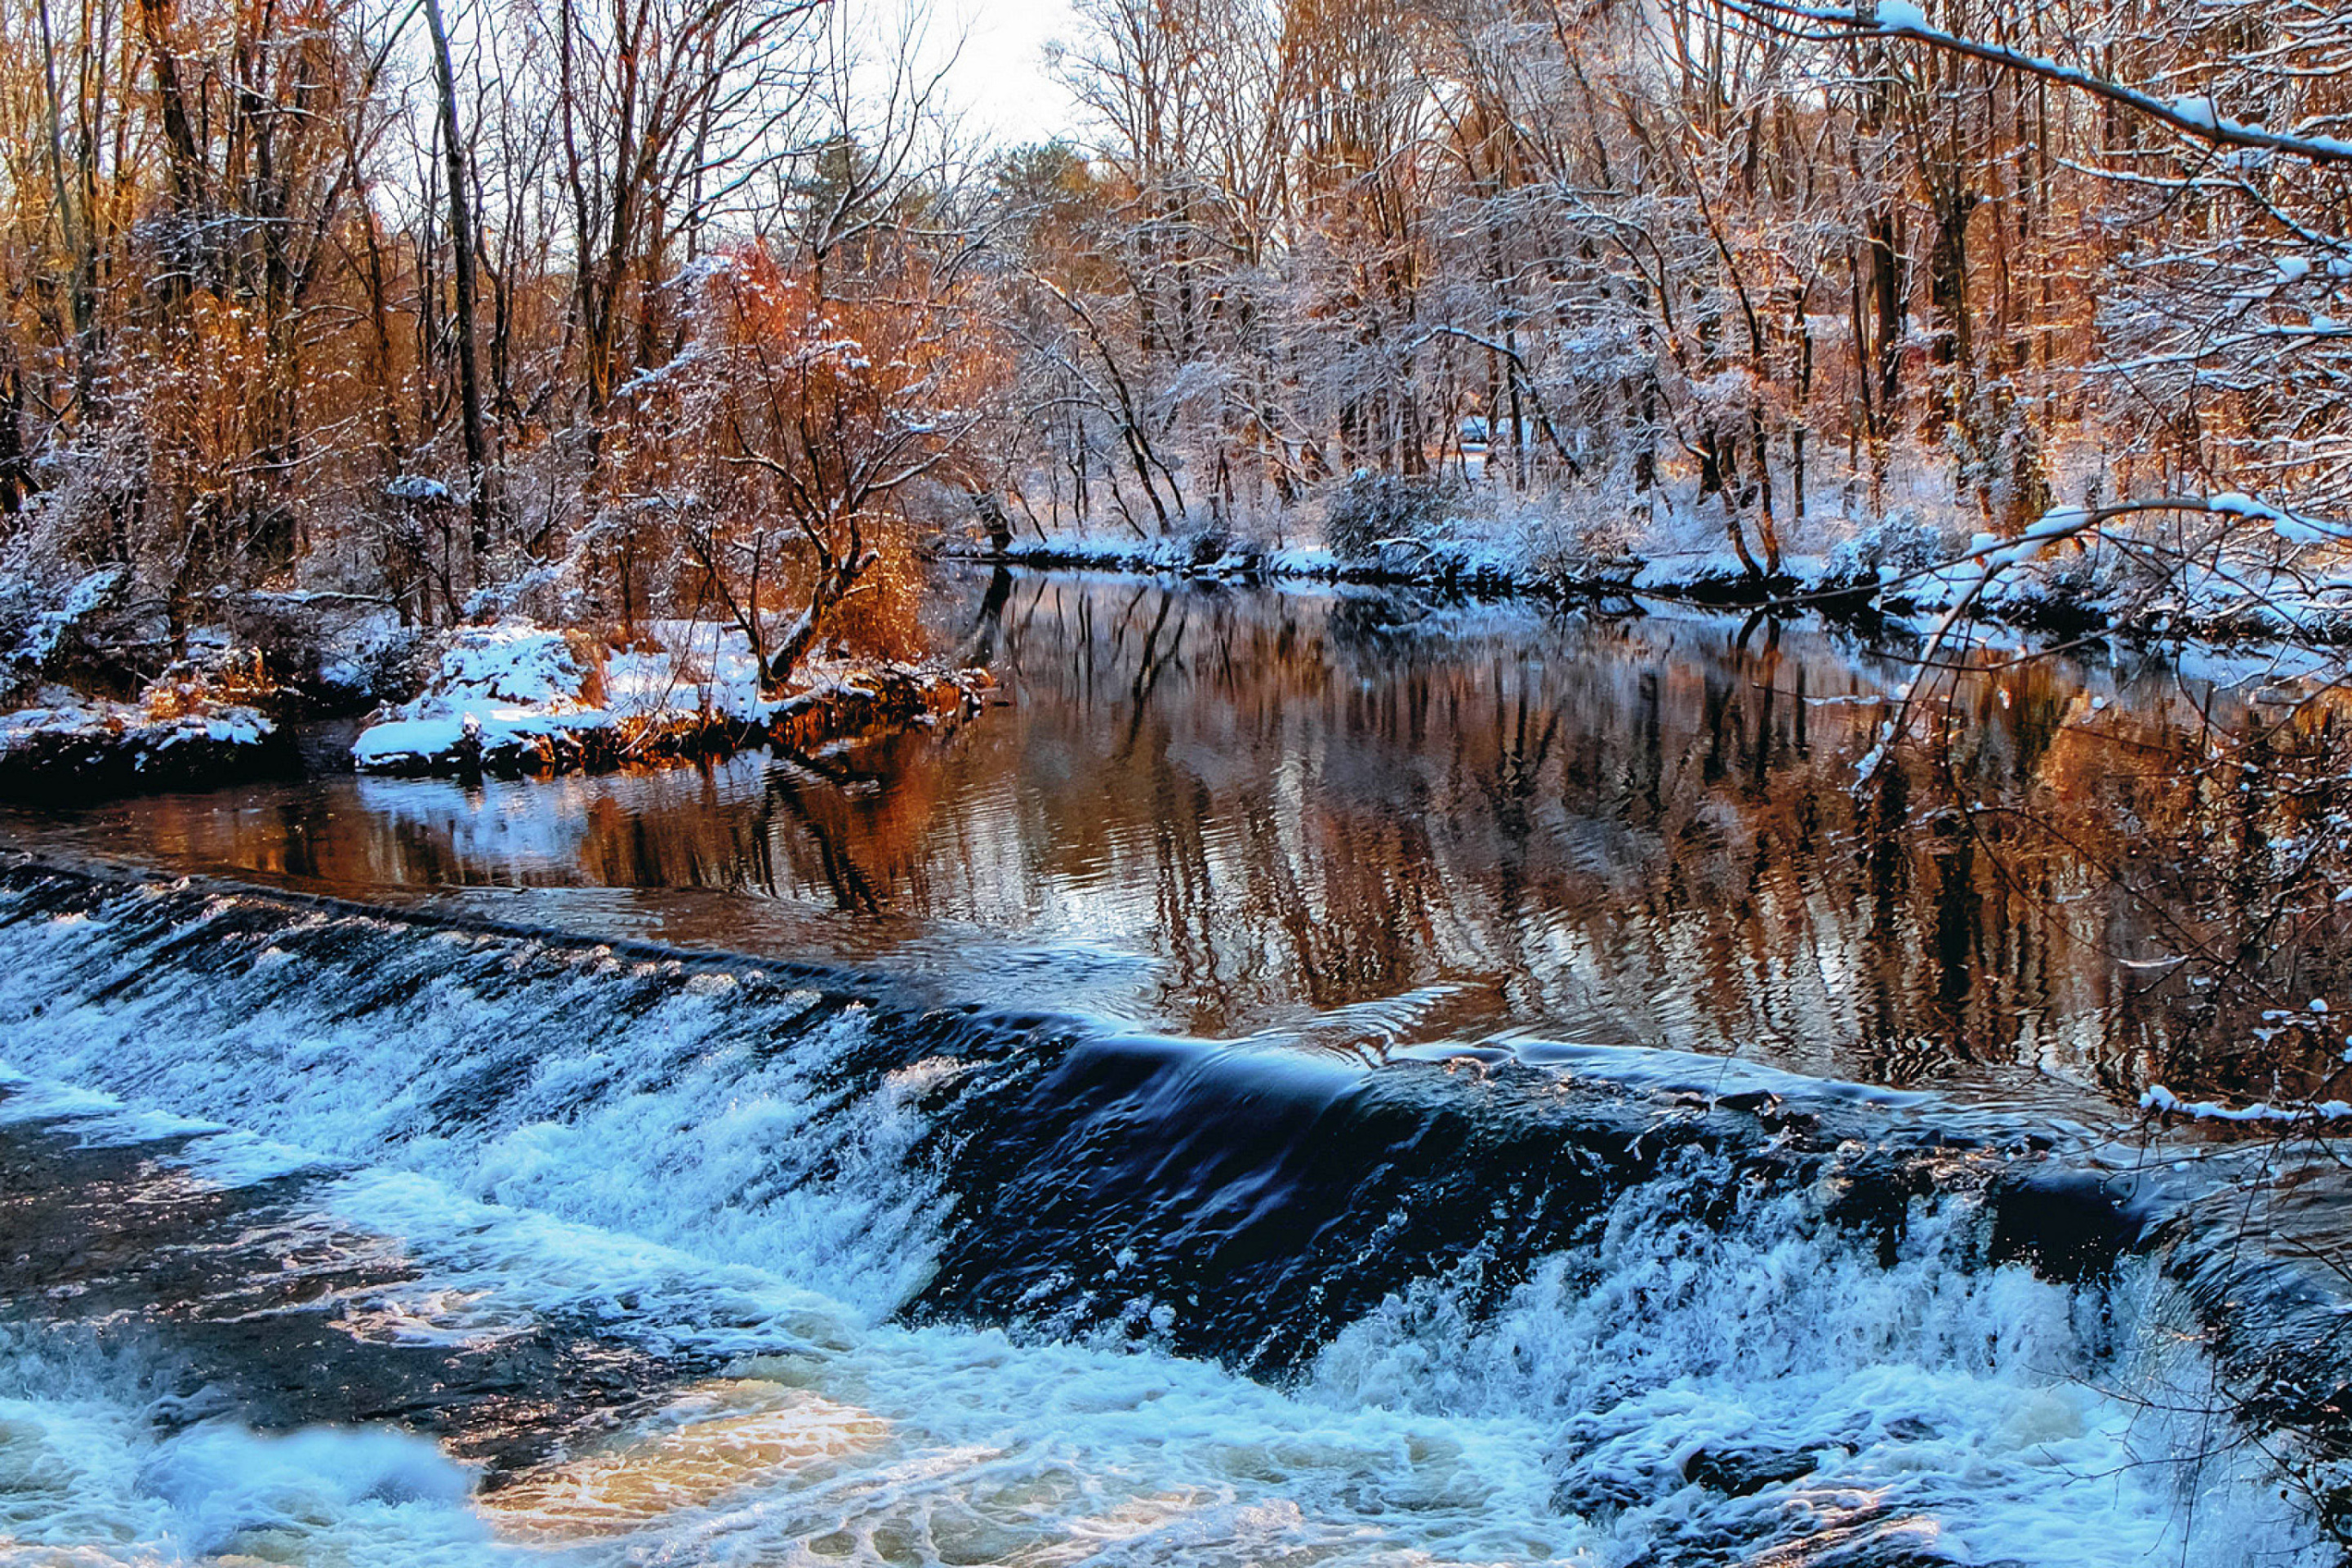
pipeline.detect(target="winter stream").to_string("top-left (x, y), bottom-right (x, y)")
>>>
top-left (0, 572), bottom-right (2346, 1566)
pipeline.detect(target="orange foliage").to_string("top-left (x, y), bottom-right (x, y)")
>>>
top-left (608, 239), bottom-right (1005, 680)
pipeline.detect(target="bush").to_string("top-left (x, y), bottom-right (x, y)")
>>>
top-left (1827, 510), bottom-right (1958, 582)
top-left (1320, 472), bottom-right (1463, 563)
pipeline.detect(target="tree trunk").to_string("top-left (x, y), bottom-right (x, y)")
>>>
top-left (424, 0), bottom-right (492, 572)
top-left (764, 549), bottom-right (880, 690)
top-left (138, 0), bottom-right (205, 301)
top-left (1927, 188), bottom-right (1980, 408)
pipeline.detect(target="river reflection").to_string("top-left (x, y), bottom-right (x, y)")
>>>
top-left (9, 571), bottom-right (2347, 1114)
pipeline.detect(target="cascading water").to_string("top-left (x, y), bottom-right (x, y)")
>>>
top-left (0, 863), bottom-right (2334, 1566)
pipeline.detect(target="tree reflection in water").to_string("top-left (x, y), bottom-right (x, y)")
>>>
top-left (20, 569), bottom-right (2352, 1116)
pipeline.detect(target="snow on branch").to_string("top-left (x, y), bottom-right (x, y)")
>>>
top-left (2141, 1084), bottom-right (2352, 1124)
top-left (1727, 0), bottom-right (2352, 167)
top-left (1855, 494), bottom-right (2352, 782)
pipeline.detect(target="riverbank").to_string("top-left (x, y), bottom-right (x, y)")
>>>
top-left (941, 510), bottom-right (2352, 643)
top-left (0, 610), bottom-right (993, 802)
top-left (0, 696), bottom-right (294, 801)
top-left (347, 621), bottom-right (990, 780)
top-left (6, 530), bottom-right (2345, 813)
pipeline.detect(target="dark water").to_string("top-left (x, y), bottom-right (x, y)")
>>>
top-left (8, 572), bottom-right (2341, 1115)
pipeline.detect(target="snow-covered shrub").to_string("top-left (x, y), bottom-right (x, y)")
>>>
top-left (1515, 488), bottom-right (1651, 586)
top-left (0, 567), bottom-right (139, 702)
top-left (1827, 510), bottom-right (1960, 583)
top-left (351, 623), bottom-right (599, 774)
top-left (421, 624), bottom-right (602, 710)
top-left (1320, 472), bottom-right (1464, 563)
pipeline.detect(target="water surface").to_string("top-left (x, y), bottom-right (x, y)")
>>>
top-left (3, 576), bottom-right (2349, 1564)
top-left (11, 571), bottom-right (2332, 1114)
top-left (0, 869), bottom-right (2319, 1567)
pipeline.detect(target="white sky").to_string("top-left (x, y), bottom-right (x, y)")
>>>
top-left (934, 1), bottom-right (1085, 146)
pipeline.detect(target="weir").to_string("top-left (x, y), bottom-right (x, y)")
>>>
top-left (0, 862), bottom-right (2341, 1564)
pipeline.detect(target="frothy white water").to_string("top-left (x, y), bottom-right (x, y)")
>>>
top-left (0, 883), bottom-right (2329, 1566)
top-left (0, 1116), bottom-right (1572, 1567)
top-left (0, 898), bottom-right (947, 1319)
top-left (0, 1365), bottom-right (501, 1566)
top-left (1313, 1179), bottom-right (2251, 1566)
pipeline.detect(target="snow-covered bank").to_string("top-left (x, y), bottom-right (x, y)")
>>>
top-left (0, 599), bottom-right (990, 797)
top-left (947, 492), bottom-right (2352, 640)
top-left (0, 688), bottom-right (287, 800)
top-left (0, 576), bottom-right (401, 800)
top-left (947, 526), bottom-right (2150, 630)
top-left (349, 622), bottom-right (733, 774)
top-left (352, 620), bottom-right (990, 777)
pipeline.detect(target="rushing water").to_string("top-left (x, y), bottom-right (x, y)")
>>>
top-left (2, 573), bottom-right (2350, 1565)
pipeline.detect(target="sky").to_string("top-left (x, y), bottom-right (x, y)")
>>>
top-left (934, 0), bottom-right (1084, 146)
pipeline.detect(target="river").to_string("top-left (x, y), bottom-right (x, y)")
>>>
top-left (0, 571), bottom-right (2343, 1564)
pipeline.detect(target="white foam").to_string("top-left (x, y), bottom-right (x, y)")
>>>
top-left (0, 1380), bottom-right (507, 1566)
top-left (0, 889), bottom-right (2331, 1566)
top-left (1312, 1182), bottom-right (2318, 1566)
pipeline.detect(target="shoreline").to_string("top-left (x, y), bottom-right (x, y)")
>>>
top-left (935, 539), bottom-right (2345, 645)
top-left (5, 551), bottom-right (2341, 806)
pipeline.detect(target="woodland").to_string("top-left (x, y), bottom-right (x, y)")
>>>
top-left (0, 0), bottom-right (2346, 688)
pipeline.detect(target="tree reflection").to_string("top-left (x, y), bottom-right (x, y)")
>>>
top-left (33, 572), bottom-right (2352, 1110)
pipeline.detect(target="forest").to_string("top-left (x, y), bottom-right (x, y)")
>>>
top-left (0, 0), bottom-right (2345, 688)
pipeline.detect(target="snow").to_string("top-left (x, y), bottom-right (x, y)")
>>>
top-left (2167, 94), bottom-right (2221, 131)
top-left (350, 709), bottom-right (610, 769)
top-left (958, 476), bottom-right (2352, 639)
top-left (2274, 516), bottom-right (2349, 547)
top-left (2140, 1084), bottom-right (2352, 1122)
top-left (1855, 719), bottom-right (1896, 781)
top-left (352, 625), bottom-right (597, 771)
top-left (345, 617), bottom-right (964, 776)
top-left (2, 568), bottom-right (124, 683)
top-left (351, 620), bottom-right (773, 773)
top-left (1775, 2), bottom-right (2352, 167)
top-left (425, 623), bottom-right (585, 707)
top-left (383, 474), bottom-right (452, 502)
top-left (978, 526), bottom-right (1279, 581)
top-left (603, 621), bottom-right (770, 725)
top-left (0, 691), bottom-right (274, 760)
